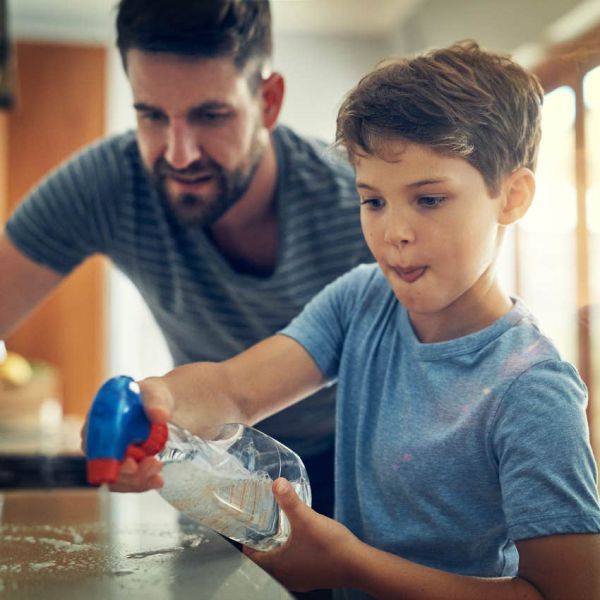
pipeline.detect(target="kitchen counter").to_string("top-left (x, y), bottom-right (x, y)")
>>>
top-left (0, 486), bottom-right (293, 600)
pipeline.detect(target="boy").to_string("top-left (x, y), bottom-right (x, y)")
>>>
top-left (110, 42), bottom-right (600, 598)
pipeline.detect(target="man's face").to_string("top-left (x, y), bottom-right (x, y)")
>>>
top-left (127, 49), bottom-right (269, 227)
top-left (355, 140), bottom-right (506, 338)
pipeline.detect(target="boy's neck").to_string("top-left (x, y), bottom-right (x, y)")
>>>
top-left (408, 275), bottom-right (513, 344)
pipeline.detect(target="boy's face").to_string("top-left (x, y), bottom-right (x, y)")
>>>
top-left (127, 49), bottom-right (270, 227)
top-left (355, 140), bottom-right (509, 341)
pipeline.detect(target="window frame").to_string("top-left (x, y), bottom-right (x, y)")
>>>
top-left (533, 25), bottom-right (600, 454)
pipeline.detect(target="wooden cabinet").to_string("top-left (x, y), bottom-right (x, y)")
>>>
top-left (1, 41), bottom-right (107, 417)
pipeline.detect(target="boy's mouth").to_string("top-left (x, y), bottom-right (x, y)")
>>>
top-left (392, 266), bottom-right (427, 283)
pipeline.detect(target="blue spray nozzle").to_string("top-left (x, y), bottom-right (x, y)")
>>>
top-left (85, 375), bottom-right (167, 485)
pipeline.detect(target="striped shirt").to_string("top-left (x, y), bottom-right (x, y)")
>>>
top-left (6, 125), bottom-right (372, 457)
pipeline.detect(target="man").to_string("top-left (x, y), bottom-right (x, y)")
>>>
top-left (0, 0), bottom-right (371, 520)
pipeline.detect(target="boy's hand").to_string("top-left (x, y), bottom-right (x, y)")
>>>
top-left (80, 376), bottom-right (174, 492)
top-left (243, 478), bottom-right (361, 592)
top-left (109, 455), bottom-right (164, 492)
top-left (107, 376), bottom-right (174, 491)
top-left (137, 376), bottom-right (174, 425)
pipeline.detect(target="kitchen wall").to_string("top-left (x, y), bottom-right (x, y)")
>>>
top-left (6, 0), bottom-right (599, 384)
top-left (390, 0), bottom-right (589, 55)
top-left (1, 41), bottom-right (107, 414)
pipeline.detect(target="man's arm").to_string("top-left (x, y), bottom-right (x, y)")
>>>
top-left (0, 232), bottom-right (65, 338)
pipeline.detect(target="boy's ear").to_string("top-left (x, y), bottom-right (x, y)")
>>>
top-left (260, 72), bottom-right (285, 130)
top-left (498, 167), bottom-right (536, 226)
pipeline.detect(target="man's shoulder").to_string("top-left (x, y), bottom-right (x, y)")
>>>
top-left (274, 124), bottom-right (354, 180)
top-left (54, 130), bottom-right (146, 189)
top-left (83, 129), bottom-right (139, 159)
top-left (274, 125), bottom-right (357, 210)
top-left (52, 129), bottom-right (140, 176)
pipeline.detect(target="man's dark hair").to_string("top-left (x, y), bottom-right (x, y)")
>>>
top-left (116, 0), bottom-right (272, 77)
top-left (336, 41), bottom-right (544, 196)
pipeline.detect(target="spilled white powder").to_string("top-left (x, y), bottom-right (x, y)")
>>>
top-left (36, 538), bottom-right (92, 553)
top-left (67, 527), bottom-right (84, 544)
top-left (180, 532), bottom-right (207, 547)
top-left (29, 562), bottom-right (56, 571)
top-left (0, 564), bottom-right (22, 574)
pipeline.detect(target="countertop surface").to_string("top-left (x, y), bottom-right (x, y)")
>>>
top-left (0, 486), bottom-right (293, 599)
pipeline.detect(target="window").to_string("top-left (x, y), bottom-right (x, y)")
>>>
top-left (585, 64), bottom-right (600, 455)
top-left (531, 28), bottom-right (600, 460)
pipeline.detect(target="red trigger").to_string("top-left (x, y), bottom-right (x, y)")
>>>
top-left (125, 423), bottom-right (168, 461)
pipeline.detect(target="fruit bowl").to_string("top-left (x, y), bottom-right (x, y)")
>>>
top-left (0, 360), bottom-right (62, 432)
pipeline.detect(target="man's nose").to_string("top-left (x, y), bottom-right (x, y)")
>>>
top-left (164, 120), bottom-right (202, 169)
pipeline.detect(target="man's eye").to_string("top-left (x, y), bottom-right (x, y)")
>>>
top-left (192, 112), bottom-right (231, 124)
top-left (359, 198), bottom-right (385, 209)
top-left (140, 111), bottom-right (167, 123)
top-left (418, 196), bottom-right (446, 209)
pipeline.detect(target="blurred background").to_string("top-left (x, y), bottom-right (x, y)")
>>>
top-left (1, 0), bottom-right (599, 462)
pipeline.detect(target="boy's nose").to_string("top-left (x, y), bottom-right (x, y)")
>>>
top-left (383, 215), bottom-right (415, 247)
top-left (164, 121), bottom-right (202, 169)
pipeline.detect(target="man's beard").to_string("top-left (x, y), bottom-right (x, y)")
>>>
top-left (151, 134), bottom-right (266, 229)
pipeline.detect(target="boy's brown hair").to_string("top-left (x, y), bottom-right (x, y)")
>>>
top-left (335, 40), bottom-right (544, 196)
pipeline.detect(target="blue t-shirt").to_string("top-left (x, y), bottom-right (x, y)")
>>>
top-left (281, 264), bottom-right (600, 593)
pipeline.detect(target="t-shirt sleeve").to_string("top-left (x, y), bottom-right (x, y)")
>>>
top-left (5, 137), bottom-right (126, 274)
top-left (280, 264), bottom-right (376, 381)
top-left (491, 359), bottom-right (600, 540)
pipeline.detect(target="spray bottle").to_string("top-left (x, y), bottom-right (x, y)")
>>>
top-left (85, 375), bottom-right (311, 550)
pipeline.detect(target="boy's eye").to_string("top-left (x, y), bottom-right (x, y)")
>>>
top-left (360, 198), bottom-right (385, 209)
top-left (418, 195), bottom-right (446, 209)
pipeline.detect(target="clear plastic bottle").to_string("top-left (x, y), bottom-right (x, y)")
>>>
top-left (156, 422), bottom-right (312, 551)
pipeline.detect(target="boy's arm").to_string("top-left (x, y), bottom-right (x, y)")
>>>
top-left (347, 532), bottom-right (599, 599)
top-left (0, 233), bottom-right (65, 338)
top-left (140, 333), bottom-right (326, 436)
top-left (515, 533), bottom-right (600, 599)
top-left (111, 334), bottom-right (326, 492)
top-left (250, 482), bottom-right (600, 600)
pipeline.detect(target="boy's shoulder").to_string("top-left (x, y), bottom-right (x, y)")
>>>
top-left (332, 263), bottom-right (397, 325)
top-left (492, 299), bottom-right (585, 404)
top-left (334, 262), bottom-right (386, 293)
top-left (502, 298), bottom-right (564, 363)
top-left (313, 262), bottom-right (387, 319)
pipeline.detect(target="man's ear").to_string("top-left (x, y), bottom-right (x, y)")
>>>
top-left (260, 72), bottom-right (285, 130)
top-left (498, 167), bottom-right (536, 225)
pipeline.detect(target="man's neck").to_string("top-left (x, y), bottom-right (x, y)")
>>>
top-left (210, 136), bottom-right (278, 236)
top-left (208, 135), bottom-right (279, 276)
